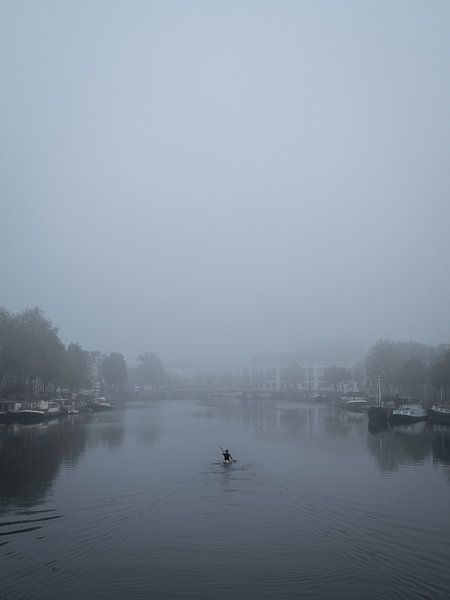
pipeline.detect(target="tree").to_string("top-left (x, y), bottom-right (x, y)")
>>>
top-left (0, 307), bottom-right (65, 396)
top-left (64, 343), bottom-right (90, 391)
top-left (365, 339), bottom-right (431, 395)
top-left (397, 357), bottom-right (428, 398)
top-left (431, 350), bottom-right (450, 400)
top-left (0, 307), bottom-right (11, 394)
top-left (136, 352), bottom-right (165, 388)
top-left (365, 340), bottom-right (396, 392)
top-left (323, 366), bottom-right (352, 392)
top-left (101, 353), bottom-right (128, 392)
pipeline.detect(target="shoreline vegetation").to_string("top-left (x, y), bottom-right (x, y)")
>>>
top-left (0, 306), bottom-right (449, 406)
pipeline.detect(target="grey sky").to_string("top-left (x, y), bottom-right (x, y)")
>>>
top-left (1, 1), bottom-right (449, 366)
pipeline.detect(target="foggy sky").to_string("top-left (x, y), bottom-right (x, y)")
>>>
top-left (1, 1), bottom-right (449, 367)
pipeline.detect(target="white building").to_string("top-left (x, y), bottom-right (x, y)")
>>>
top-left (234, 353), bottom-right (355, 392)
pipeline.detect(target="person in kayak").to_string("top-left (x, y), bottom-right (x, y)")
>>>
top-left (222, 449), bottom-right (233, 462)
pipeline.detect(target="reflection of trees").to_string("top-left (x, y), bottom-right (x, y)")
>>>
top-left (87, 413), bottom-right (126, 449)
top-left (324, 407), bottom-right (358, 437)
top-left (0, 412), bottom-right (126, 514)
top-left (431, 426), bottom-right (450, 466)
top-left (431, 427), bottom-right (450, 485)
top-left (367, 423), bottom-right (433, 473)
top-left (392, 422), bottom-right (431, 463)
top-left (0, 419), bottom-right (88, 513)
top-left (367, 428), bottom-right (400, 473)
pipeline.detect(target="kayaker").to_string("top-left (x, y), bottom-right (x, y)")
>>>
top-left (222, 449), bottom-right (233, 462)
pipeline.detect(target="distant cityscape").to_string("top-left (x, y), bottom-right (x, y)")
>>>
top-left (1, 306), bottom-right (449, 403)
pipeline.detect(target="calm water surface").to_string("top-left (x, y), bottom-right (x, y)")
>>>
top-left (1, 396), bottom-right (450, 599)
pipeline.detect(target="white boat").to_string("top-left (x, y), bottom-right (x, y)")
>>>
top-left (90, 397), bottom-right (115, 411)
top-left (313, 394), bottom-right (328, 403)
top-left (390, 403), bottom-right (428, 423)
top-left (345, 397), bottom-right (368, 412)
top-left (36, 400), bottom-right (63, 417)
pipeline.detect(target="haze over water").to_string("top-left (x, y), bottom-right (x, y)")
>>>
top-left (1, 1), bottom-right (449, 366)
top-left (2, 395), bottom-right (450, 600)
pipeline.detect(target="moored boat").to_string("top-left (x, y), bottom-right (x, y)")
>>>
top-left (429, 405), bottom-right (450, 424)
top-left (312, 394), bottom-right (328, 403)
top-left (345, 397), bottom-right (368, 412)
top-left (90, 397), bottom-right (115, 411)
top-left (390, 403), bottom-right (428, 424)
top-left (368, 406), bottom-right (391, 422)
top-left (0, 401), bottom-right (26, 423)
top-left (14, 408), bottom-right (46, 424)
top-left (367, 377), bottom-right (394, 423)
top-left (368, 401), bottom-right (396, 423)
top-left (36, 400), bottom-right (63, 418)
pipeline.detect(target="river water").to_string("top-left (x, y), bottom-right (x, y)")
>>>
top-left (1, 395), bottom-right (450, 599)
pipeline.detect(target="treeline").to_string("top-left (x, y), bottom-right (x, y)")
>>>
top-left (0, 307), bottom-right (165, 398)
top-left (363, 339), bottom-right (450, 400)
top-left (282, 340), bottom-right (450, 401)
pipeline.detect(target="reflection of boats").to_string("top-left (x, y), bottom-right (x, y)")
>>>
top-left (368, 420), bottom-right (388, 434)
top-left (432, 426), bottom-right (450, 464)
top-left (429, 405), bottom-right (450, 424)
top-left (392, 420), bottom-right (427, 435)
top-left (390, 403), bottom-right (428, 424)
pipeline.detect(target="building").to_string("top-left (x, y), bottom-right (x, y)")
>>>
top-left (234, 353), bottom-right (356, 393)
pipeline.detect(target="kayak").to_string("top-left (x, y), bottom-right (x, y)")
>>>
top-left (223, 459), bottom-right (233, 465)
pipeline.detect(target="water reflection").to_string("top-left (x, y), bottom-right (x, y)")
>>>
top-left (86, 411), bottom-right (126, 449)
top-left (366, 420), bottom-right (450, 474)
top-left (195, 397), bottom-right (450, 478)
top-left (432, 426), bottom-right (450, 465)
top-left (0, 409), bottom-right (126, 513)
top-left (0, 420), bottom-right (86, 513)
top-left (2, 396), bottom-right (450, 600)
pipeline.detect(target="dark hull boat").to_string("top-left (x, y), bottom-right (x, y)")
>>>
top-left (368, 406), bottom-right (392, 423)
top-left (14, 409), bottom-right (46, 424)
top-left (429, 405), bottom-right (450, 424)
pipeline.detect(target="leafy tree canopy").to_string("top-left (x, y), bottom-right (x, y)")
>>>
top-left (64, 343), bottom-right (90, 391)
top-left (101, 352), bottom-right (128, 391)
top-left (136, 352), bottom-right (165, 387)
top-left (431, 350), bottom-right (450, 391)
